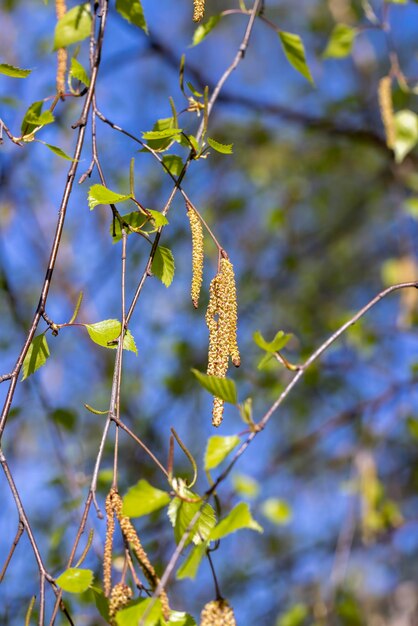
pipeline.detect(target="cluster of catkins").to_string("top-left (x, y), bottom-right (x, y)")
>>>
top-left (104, 488), bottom-right (170, 622)
top-left (186, 201), bottom-right (240, 427)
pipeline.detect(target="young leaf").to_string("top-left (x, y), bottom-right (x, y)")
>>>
top-left (22, 334), bottom-right (50, 381)
top-left (116, 0), bottom-right (148, 34)
top-left (162, 155), bottom-right (184, 177)
top-left (253, 330), bottom-right (292, 353)
top-left (0, 63), bottom-right (31, 78)
top-left (151, 246), bottom-right (175, 287)
top-left (168, 489), bottom-right (216, 547)
top-left (110, 212), bottom-right (148, 242)
top-left (56, 568), bottom-right (93, 593)
top-left (232, 474), bottom-right (260, 499)
top-left (142, 128), bottom-right (182, 141)
top-left (88, 184), bottom-right (132, 210)
top-left (53, 3), bottom-right (92, 50)
top-left (140, 118), bottom-right (177, 152)
top-left (176, 544), bottom-right (206, 581)
top-left (278, 31), bottom-right (313, 83)
top-left (116, 598), bottom-right (162, 626)
top-left (70, 57), bottom-right (90, 86)
top-left (261, 498), bottom-right (292, 525)
top-left (191, 369), bottom-right (237, 404)
top-left (42, 142), bottom-right (76, 161)
top-left (84, 320), bottom-right (137, 354)
top-left (148, 209), bottom-right (169, 228)
top-left (204, 435), bottom-right (240, 471)
top-left (21, 101), bottom-right (54, 135)
top-left (192, 15), bottom-right (221, 46)
top-left (122, 479), bottom-right (170, 517)
top-left (323, 24), bottom-right (357, 59)
top-left (207, 137), bottom-right (233, 154)
top-left (167, 611), bottom-right (197, 626)
top-left (394, 110), bottom-right (418, 163)
top-left (209, 502), bottom-right (263, 540)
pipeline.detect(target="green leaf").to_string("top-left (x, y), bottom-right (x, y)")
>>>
top-left (207, 137), bottom-right (233, 154)
top-left (0, 63), bottom-right (31, 78)
top-left (238, 397), bottom-right (254, 425)
top-left (70, 57), bottom-right (90, 86)
top-left (176, 544), bottom-right (206, 581)
top-left (168, 487), bottom-right (216, 547)
top-left (90, 586), bottom-right (110, 622)
top-left (140, 118), bottom-right (178, 152)
top-left (21, 101), bottom-right (54, 135)
top-left (394, 110), bottom-right (418, 163)
top-left (323, 24), bottom-right (357, 59)
top-left (142, 128), bottom-right (182, 141)
top-left (53, 3), bottom-right (92, 50)
top-left (167, 611), bottom-right (197, 626)
top-left (191, 369), bottom-right (237, 404)
top-left (192, 15), bottom-right (221, 46)
top-left (204, 435), bottom-right (240, 470)
top-left (84, 320), bottom-right (137, 354)
top-left (122, 479), bottom-right (170, 517)
top-left (253, 330), bottom-right (292, 353)
top-left (116, 598), bottom-right (162, 626)
top-left (162, 155), bottom-right (184, 176)
top-left (50, 408), bottom-right (77, 431)
top-left (261, 498), bottom-right (292, 525)
top-left (277, 604), bottom-right (308, 626)
top-left (232, 474), bottom-right (259, 499)
top-left (209, 502), bottom-right (263, 540)
top-left (88, 184), bottom-right (132, 210)
top-left (42, 143), bottom-right (76, 161)
top-left (151, 246), bottom-right (175, 287)
top-left (22, 334), bottom-right (50, 381)
top-left (278, 31), bottom-right (313, 83)
top-left (111, 211), bottom-right (148, 242)
top-left (148, 209), bottom-right (169, 228)
top-left (56, 568), bottom-right (93, 593)
top-left (116, 0), bottom-right (148, 34)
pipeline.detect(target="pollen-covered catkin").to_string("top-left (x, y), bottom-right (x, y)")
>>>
top-left (109, 490), bottom-right (170, 620)
top-left (200, 599), bottom-right (237, 626)
top-left (104, 491), bottom-right (115, 597)
top-left (193, 0), bottom-right (205, 22)
top-left (109, 583), bottom-right (133, 624)
top-left (55, 0), bottom-right (67, 94)
top-left (378, 76), bottom-right (395, 149)
top-left (220, 258), bottom-right (240, 368)
top-left (186, 202), bottom-right (204, 308)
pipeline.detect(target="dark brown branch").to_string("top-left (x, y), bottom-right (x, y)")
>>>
top-left (0, 520), bottom-right (24, 582)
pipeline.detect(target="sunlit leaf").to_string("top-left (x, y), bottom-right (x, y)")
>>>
top-left (323, 24), bottom-right (357, 59)
top-left (278, 31), bottom-right (313, 83)
top-left (70, 57), bottom-right (90, 86)
top-left (192, 15), bottom-right (221, 46)
top-left (116, 598), bottom-right (162, 626)
top-left (142, 128), bottom-right (182, 141)
top-left (393, 110), bottom-right (418, 163)
top-left (84, 319), bottom-right (137, 354)
top-left (253, 330), bottom-right (292, 353)
top-left (191, 369), bottom-right (237, 404)
top-left (122, 479), bottom-right (170, 517)
top-left (0, 63), bottom-right (31, 78)
top-left (168, 487), bottom-right (216, 547)
top-left (110, 211), bottom-right (147, 243)
top-left (204, 435), bottom-right (240, 470)
top-left (116, 0), bottom-right (148, 34)
top-left (53, 3), bottom-right (92, 50)
top-left (210, 502), bottom-right (263, 540)
top-left (261, 498), bottom-right (292, 525)
top-left (42, 142), bottom-right (76, 161)
top-left (167, 611), bottom-right (197, 625)
top-left (148, 209), bottom-right (168, 228)
top-left (162, 155), bottom-right (184, 176)
top-left (21, 101), bottom-right (54, 135)
top-left (207, 137), bottom-right (233, 154)
top-left (22, 334), bottom-right (50, 381)
top-left (88, 184), bottom-right (132, 210)
top-left (56, 568), bottom-right (93, 593)
top-left (232, 474), bottom-right (259, 499)
top-left (151, 246), bottom-right (175, 287)
top-left (176, 544), bottom-right (206, 581)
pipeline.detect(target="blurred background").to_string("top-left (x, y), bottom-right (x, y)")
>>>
top-left (1, 0), bottom-right (418, 624)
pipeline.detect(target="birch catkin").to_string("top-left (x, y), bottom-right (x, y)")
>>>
top-left (193, 0), bottom-right (205, 22)
top-left (104, 491), bottom-right (115, 597)
top-left (55, 0), bottom-right (67, 94)
top-left (186, 202), bottom-right (204, 308)
top-left (109, 583), bottom-right (133, 624)
top-left (200, 599), bottom-right (237, 626)
top-left (378, 76), bottom-right (395, 149)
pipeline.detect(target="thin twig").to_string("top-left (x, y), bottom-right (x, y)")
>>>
top-left (0, 520), bottom-right (24, 582)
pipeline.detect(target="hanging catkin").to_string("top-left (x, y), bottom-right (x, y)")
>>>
top-left (104, 491), bottom-right (115, 597)
top-left (55, 0), bottom-right (67, 94)
top-left (193, 0), bottom-right (205, 22)
top-left (186, 201), bottom-right (204, 308)
top-left (108, 583), bottom-right (133, 624)
top-left (206, 257), bottom-right (240, 427)
top-left (378, 76), bottom-right (395, 149)
top-left (200, 599), bottom-right (237, 626)
top-left (109, 489), bottom-right (170, 620)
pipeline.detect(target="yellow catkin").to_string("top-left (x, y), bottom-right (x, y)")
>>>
top-left (109, 490), bottom-right (170, 620)
top-left (104, 491), bottom-right (115, 597)
top-left (186, 202), bottom-right (204, 308)
top-left (193, 0), bottom-right (205, 22)
top-left (55, 0), bottom-right (67, 94)
top-left (109, 583), bottom-right (133, 624)
top-left (200, 599), bottom-right (237, 626)
top-left (205, 258), bottom-right (240, 426)
top-left (378, 76), bottom-right (395, 149)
